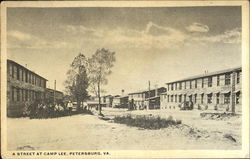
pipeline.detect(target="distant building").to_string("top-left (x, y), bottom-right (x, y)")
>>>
top-left (112, 95), bottom-right (129, 108)
top-left (45, 88), bottom-right (64, 104)
top-left (128, 87), bottom-right (167, 110)
top-left (161, 67), bottom-right (242, 113)
top-left (87, 96), bottom-right (105, 107)
top-left (101, 95), bottom-right (113, 107)
top-left (7, 59), bottom-right (47, 117)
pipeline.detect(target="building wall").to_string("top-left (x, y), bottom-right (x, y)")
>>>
top-left (128, 93), bottom-right (146, 110)
top-left (45, 88), bottom-right (64, 104)
top-left (112, 96), bottom-right (129, 108)
top-left (161, 69), bottom-right (242, 113)
top-left (7, 60), bottom-right (47, 117)
top-left (129, 87), bottom-right (167, 110)
top-left (112, 97), bottom-right (121, 107)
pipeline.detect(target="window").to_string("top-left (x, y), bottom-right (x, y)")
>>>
top-left (201, 94), bottom-right (204, 104)
top-left (25, 71), bottom-right (27, 82)
top-left (19, 69), bottom-right (22, 81)
top-left (17, 88), bottom-right (20, 101)
top-left (167, 95), bottom-right (169, 102)
top-left (236, 72), bottom-right (240, 84)
top-left (22, 89), bottom-right (25, 101)
top-left (179, 82), bottom-right (182, 90)
top-left (11, 87), bottom-right (15, 101)
top-left (208, 77), bottom-right (212, 87)
top-left (17, 67), bottom-right (20, 80)
top-left (207, 93), bottom-right (212, 104)
top-left (171, 95), bottom-right (173, 102)
top-left (225, 73), bottom-right (231, 85)
top-left (189, 95), bottom-right (192, 102)
top-left (179, 95), bottom-right (182, 103)
top-left (190, 81), bottom-right (192, 89)
top-left (184, 95), bottom-right (186, 102)
top-left (34, 76), bottom-right (36, 85)
top-left (27, 73), bottom-right (30, 83)
top-left (216, 93), bottom-right (220, 104)
top-left (21, 69), bottom-right (24, 81)
top-left (184, 82), bottom-right (186, 89)
top-left (195, 80), bottom-right (197, 88)
top-left (202, 78), bottom-right (204, 88)
top-left (171, 84), bottom-right (173, 90)
top-left (168, 84), bottom-right (170, 91)
top-left (12, 65), bottom-right (15, 78)
top-left (25, 90), bottom-right (28, 101)
top-left (224, 93), bottom-right (230, 104)
top-left (236, 92), bottom-right (240, 104)
top-left (32, 74), bottom-right (35, 84)
top-left (19, 89), bottom-right (23, 101)
top-left (175, 95), bottom-right (177, 103)
top-left (217, 75), bottom-right (220, 86)
top-left (9, 63), bottom-right (13, 78)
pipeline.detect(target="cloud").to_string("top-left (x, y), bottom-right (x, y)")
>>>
top-left (186, 22), bottom-right (209, 33)
top-left (192, 27), bottom-right (241, 44)
top-left (63, 22), bottom-right (188, 49)
top-left (7, 30), bottom-right (74, 49)
top-left (8, 30), bottom-right (32, 41)
top-left (8, 23), bottom-right (241, 51)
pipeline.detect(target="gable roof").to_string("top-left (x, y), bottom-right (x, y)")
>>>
top-left (7, 59), bottom-right (48, 81)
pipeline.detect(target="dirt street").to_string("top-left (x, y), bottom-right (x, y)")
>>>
top-left (7, 107), bottom-right (241, 150)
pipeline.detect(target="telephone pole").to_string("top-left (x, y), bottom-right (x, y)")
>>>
top-left (54, 80), bottom-right (56, 105)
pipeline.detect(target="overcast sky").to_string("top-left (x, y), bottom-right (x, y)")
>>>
top-left (7, 6), bottom-right (241, 95)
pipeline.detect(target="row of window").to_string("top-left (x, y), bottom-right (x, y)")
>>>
top-left (8, 63), bottom-right (46, 88)
top-left (167, 72), bottom-right (240, 91)
top-left (163, 92), bottom-right (240, 105)
top-left (130, 89), bottom-right (162, 99)
top-left (11, 87), bottom-right (44, 102)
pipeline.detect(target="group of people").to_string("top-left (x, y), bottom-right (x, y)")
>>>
top-left (25, 100), bottom-right (91, 118)
top-left (26, 101), bottom-right (76, 119)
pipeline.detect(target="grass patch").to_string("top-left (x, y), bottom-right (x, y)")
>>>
top-left (113, 115), bottom-right (181, 130)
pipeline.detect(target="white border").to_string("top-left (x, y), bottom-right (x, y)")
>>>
top-left (1, 1), bottom-right (249, 158)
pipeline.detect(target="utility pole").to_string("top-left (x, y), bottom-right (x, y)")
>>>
top-left (54, 80), bottom-right (56, 105)
top-left (147, 81), bottom-right (151, 110)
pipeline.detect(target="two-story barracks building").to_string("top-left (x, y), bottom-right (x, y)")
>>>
top-left (7, 59), bottom-right (47, 117)
top-left (160, 67), bottom-right (242, 113)
top-left (128, 87), bottom-right (167, 110)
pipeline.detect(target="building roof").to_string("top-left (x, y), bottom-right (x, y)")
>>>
top-left (145, 96), bottom-right (160, 100)
top-left (166, 67), bottom-right (241, 84)
top-left (113, 95), bottom-right (129, 99)
top-left (46, 88), bottom-right (64, 95)
top-left (128, 87), bottom-right (166, 95)
top-left (7, 59), bottom-right (48, 81)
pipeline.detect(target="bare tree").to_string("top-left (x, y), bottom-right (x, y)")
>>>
top-left (88, 48), bottom-right (116, 115)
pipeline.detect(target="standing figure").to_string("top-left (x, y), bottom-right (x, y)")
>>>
top-left (67, 101), bottom-right (73, 116)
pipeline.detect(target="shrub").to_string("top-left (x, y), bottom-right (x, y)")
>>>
top-left (113, 115), bottom-right (181, 130)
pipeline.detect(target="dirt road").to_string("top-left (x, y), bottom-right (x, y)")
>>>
top-left (7, 107), bottom-right (241, 150)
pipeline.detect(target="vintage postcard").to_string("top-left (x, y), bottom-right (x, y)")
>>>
top-left (1, 1), bottom-right (249, 158)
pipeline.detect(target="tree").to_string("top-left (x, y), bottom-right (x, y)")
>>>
top-left (64, 53), bottom-right (89, 110)
top-left (88, 48), bottom-right (116, 115)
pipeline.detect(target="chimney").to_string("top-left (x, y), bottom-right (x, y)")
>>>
top-left (155, 84), bottom-right (158, 97)
top-left (121, 89), bottom-right (124, 96)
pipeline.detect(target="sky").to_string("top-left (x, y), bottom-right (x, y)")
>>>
top-left (7, 6), bottom-right (242, 95)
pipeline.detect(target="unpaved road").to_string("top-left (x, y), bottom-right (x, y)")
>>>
top-left (7, 108), bottom-right (241, 150)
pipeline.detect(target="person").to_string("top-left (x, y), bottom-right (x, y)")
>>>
top-left (83, 102), bottom-right (88, 110)
top-left (67, 101), bottom-right (73, 116)
top-left (54, 103), bottom-right (60, 117)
